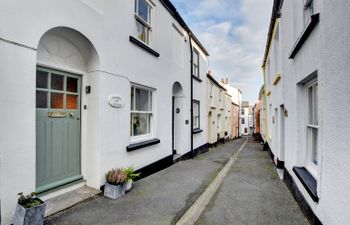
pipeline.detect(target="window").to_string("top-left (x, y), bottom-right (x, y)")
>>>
top-left (193, 49), bottom-right (200, 77)
top-left (241, 108), bottom-right (244, 115)
top-left (130, 85), bottom-right (154, 140)
top-left (135, 0), bottom-right (152, 44)
top-left (306, 79), bottom-right (318, 170)
top-left (193, 100), bottom-right (200, 129)
top-left (36, 69), bottom-right (80, 110)
top-left (241, 118), bottom-right (245, 124)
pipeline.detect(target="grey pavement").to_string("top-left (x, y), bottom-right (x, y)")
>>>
top-left (196, 138), bottom-right (309, 225)
top-left (45, 138), bottom-right (246, 225)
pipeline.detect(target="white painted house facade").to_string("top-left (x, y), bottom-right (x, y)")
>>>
top-left (206, 74), bottom-right (232, 145)
top-left (220, 79), bottom-right (242, 139)
top-left (0, 0), bottom-right (209, 224)
top-left (261, 0), bottom-right (350, 224)
top-left (240, 101), bottom-right (250, 135)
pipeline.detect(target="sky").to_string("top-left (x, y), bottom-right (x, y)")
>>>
top-left (171, 0), bottom-right (273, 104)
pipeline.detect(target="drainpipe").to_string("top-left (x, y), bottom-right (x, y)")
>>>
top-left (189, 35), bottom-right (194, 159)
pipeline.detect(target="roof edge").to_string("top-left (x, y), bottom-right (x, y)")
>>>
top-left (159, 0), bottom-right (209, 56)
top-left (207, 73), bottom-right (227, 91)
top-left (262, 0), bottom-right (283, 67)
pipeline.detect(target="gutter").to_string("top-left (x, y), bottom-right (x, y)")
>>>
top-left (261, 0), bottom-right (283, 67)
top-left (189, 36), bottom-right (194, 159)
top-left (206, 73), bottom-right (227, 91)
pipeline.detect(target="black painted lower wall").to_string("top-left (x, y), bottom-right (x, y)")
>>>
top-left (100, 154), bottom-right (174, 191)
top-left (208, 141), bottom-right (218, 148)
top-left (180, 143), bottom-right (210, 160)
top-left (101, 143), bottom-right (210, 191)
top-left (264, 142), bottom-right (284, 169)
top-left (130, 143), bottom-right (209, 181)
top-left (134, 155), bottom-right (174, 181)
top-left (283, 168), bottom-right (322, 225)
top-left (253, 132), bottom-right (262, 142)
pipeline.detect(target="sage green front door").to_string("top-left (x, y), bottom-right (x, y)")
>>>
top-left (36, 67), bottom-right (82, 193)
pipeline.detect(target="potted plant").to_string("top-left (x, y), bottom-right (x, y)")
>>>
top-left (14, 192), bottom-right (46, 225)
top-left (104, 169), bottom-right (127, 199)
top-left (123, 166), bottom-right (141, 192)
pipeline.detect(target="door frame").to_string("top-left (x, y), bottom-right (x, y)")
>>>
top-left (35, 65), bottom-right (84, 193)
top-left (172, 96), bottom-right (176, 155)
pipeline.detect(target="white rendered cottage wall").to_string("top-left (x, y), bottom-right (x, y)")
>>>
top-left (317, 1), bottom-right (350, 224)
top-left (0, 41), bottom-right (37, 225)
top-left (0, 0), bottom-right (200, 223)
top-left (264, 1), bottom-right (350, 224)
top-left (240, 107), bottom-right (249, 135)
top-left (192, 41), bottom-right (209, 151)
top-left (274, 0), bottom-right (326, 223)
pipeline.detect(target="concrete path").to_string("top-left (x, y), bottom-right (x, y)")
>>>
top-left (45, 139), bottom-right (246, 225)
top-left (195, 138), bottom-right (309, 225)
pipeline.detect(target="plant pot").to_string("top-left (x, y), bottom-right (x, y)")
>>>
top-left (124, 180), bottom-right (133, 192)
top-left (13, 199), bottom-right (46, 225)
top-left (104, 183), bottom-right (126, 199)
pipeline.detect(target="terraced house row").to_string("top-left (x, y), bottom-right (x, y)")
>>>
top-left (0, 0), bottom-right (218, 224)
top-left (261, 0), bottom-right (350, 224)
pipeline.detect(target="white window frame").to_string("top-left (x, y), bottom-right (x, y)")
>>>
top-left (130, 84), bottom-right (155, 143)
top-left (193, 100), bottom-right (200, 130)
top-left (192, 48), bottom-right (200, 77)
top-left (135, 0), bottom-right (152, 44)
top-left (305, 78), bottom-right (318, 177)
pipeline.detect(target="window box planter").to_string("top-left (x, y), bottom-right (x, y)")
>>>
top-left (104, 183), bottom-right (126, 200)
top-left (14, 198), bottom-right (46, 225)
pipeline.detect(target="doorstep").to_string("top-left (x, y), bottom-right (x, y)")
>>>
top-left (42, 184), bottom-right (101, 217)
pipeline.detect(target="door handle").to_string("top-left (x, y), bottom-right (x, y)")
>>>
top-left (69, 113), bottom-right (74, 117)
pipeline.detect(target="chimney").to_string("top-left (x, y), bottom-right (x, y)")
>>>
top-left (226, 78), bottom-right (228, 84)
top-left (221, 78), bottom-right (225, 83)
top-left (208, 70), bottom-right (212, 75)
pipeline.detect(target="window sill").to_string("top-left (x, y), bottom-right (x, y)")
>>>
top-left (129, 36), bottom-right (160, 57)
top-left (293, 166), bottom-right (319, 202)
top-left (126, 138), bottom-right (160, 152)
top-left (192, 128), bottom-right (203, 134)
top-left (289, 13), bottom-right (320, 59)
top-left (192, 75), bottom-right (202, 82)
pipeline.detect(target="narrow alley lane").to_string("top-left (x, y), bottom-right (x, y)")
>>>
top-left (45, 138), bottom-right (308, 225)
top-left (196, 138), bottom-right (309, 225)
top-left (45, 139), bottom-right (245, 225)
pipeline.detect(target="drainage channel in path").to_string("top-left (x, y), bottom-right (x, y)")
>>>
top-left (175, 138), bottom-right (248, 225)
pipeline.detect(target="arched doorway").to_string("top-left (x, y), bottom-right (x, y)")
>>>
top-left (36, 27), bottom-right (99, 193)
top-left (172, 82), bottom-right (183, 155)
